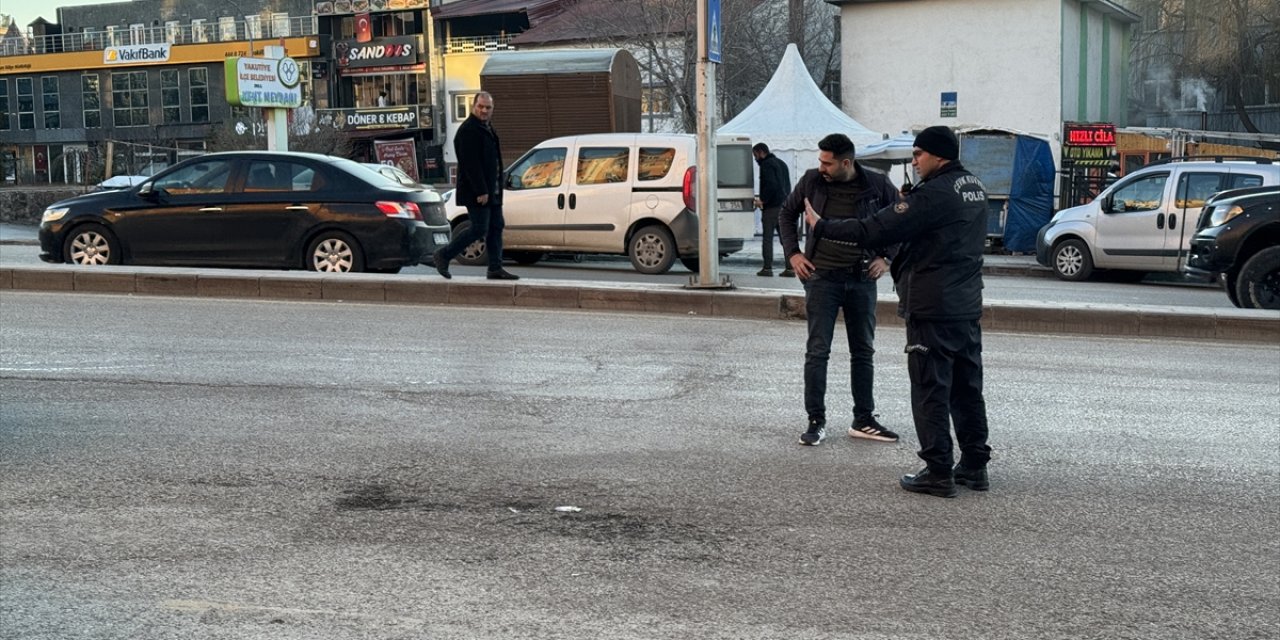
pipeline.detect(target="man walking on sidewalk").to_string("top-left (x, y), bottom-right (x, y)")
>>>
top-left (753, 143), bottom-right (792, 277)
top-left (433, 91), bottom-right (519, 281)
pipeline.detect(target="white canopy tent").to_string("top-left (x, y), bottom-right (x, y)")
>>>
top-left (718, 43), bottom-right (885, 189)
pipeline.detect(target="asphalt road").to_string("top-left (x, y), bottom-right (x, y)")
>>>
top-left (1, 292), bottom-right (1276, 639)
top-left (0, 240), bottom-right (1233, 309)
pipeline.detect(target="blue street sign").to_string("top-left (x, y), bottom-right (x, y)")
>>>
top-left (707, 0), bottom-right (722, 63)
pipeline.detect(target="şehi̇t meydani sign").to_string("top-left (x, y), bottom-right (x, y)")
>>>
top-left (225, 56), bottom-right (303, 108)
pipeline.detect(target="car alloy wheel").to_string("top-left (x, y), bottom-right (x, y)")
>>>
top-left (452, 220), bottom-right (487, 267)
top-left (1052, 239), bottom-right (1093, 281)
top-left (307, 232), bottom-right (363, 273)
top-left (64, 223), bottom-right (120, 266)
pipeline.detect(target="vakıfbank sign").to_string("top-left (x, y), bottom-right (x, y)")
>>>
top-left (104, 43), bottom-right (172, 65)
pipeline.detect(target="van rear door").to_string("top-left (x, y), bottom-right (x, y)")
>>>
top-left (714, 140), bottom-right (755, 241)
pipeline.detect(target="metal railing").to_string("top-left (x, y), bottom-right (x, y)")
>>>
top-left (443, 34), bottom-right (518, 54)
top-left (0, 16), bottom-right (317, 57)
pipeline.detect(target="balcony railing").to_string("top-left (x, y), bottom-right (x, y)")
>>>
top-left (0, 16), bottom-right (318, 57)
top-left (443, 34), bottom-right (517, 54)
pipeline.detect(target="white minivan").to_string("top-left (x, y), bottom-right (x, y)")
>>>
top-left (444, 133), bottom-right (756, 274)
top-left (1036, 158), bottom-right (1279, 280)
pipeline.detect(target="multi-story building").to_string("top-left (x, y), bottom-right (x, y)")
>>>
top-left (0, 0), bottom-right (319, 185)
top-left (312, 0), bottom-right (440, 182)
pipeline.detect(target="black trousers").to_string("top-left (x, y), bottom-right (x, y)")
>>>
top-left (905, 319), bottom-right (992, 473)
top-left (760, 206), bottom-right (781, 270)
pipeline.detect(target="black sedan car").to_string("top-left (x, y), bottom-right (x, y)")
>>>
top-left (39, 151), bottom-right (451, 273)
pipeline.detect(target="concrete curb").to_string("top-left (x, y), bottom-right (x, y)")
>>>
top-left (2, 265), bottom-right (1275, 343)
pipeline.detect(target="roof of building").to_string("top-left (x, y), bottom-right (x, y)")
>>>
top-left (480, 48), bottom-right (628, 76)
top-left (509, 0), bottom-right (686, 46)
top-left (431, 0), bottom-right (567, 22)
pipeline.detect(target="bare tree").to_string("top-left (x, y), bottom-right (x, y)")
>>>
top-left (568, 0), bottom-right (839, 132)
top-left (1130, 0), bottom-right (1280, 132)
top-left (206, 107), bottom-right (353, 157)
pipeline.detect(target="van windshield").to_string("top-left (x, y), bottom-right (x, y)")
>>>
top-left (716, 144), bottom-right (753, 189)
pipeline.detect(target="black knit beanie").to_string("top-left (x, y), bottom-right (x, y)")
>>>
top-left (914, 126), bottom-right (959, 160)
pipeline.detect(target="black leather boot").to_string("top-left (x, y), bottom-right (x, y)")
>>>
top-left (954, 465), bottom-right (989, 491)
top-left (900, 467), bottom-right (958, 498)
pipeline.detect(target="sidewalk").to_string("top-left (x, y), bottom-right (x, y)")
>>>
top-left (727, 233), bottom-right (1050, 278)
top-left (2, 223), bottom-right (1052, 276)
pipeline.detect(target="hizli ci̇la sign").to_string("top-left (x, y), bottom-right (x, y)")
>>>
top-left (224, 56), bottom-right (303, 108)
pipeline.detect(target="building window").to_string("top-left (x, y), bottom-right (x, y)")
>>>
top-left (0, 79), bottom-right (9, 130)
top-left (271, 13), bottom-right (290, 37)
top-left (245, 15), bottom-right (263, 40)
top-left (642, 85), bottom-right (672, 116)
top-left (161, 70), bottom-right (181, 124)
top-left (189, 68), bottom-right (208, 123)
top-left (111, 71), bottom-right (149, 127)
top-left (192, 19), bottom-right (208, 43)
top-left (106, 25), bottom-right (121, 46)
top-left (41, 76), bottom-right (59, 129)
top-left (130, 23), bottom-right (146, 45)
top-left (219, 17), bottom-right (237, 42)
top-left (82, 74), bottom-right (101, 128)
top-left (453, 94), bottom-right (471, 121)
top-left (165, 21), bottom-right (181, 44)
top-left (17, 77), bottom-right (34, 129)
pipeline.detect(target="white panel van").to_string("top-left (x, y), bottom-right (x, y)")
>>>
top-left (445, 133), bottom-right (756, 274)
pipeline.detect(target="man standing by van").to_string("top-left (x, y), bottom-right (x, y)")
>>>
top-left (779, 133), bottom-right (900, 447)
top-left (433, 91), bottom-right (519, 280)
top-left (753, 143), bottom-right (792, 277)
top-left (805, 126), bottom-right (993, 498)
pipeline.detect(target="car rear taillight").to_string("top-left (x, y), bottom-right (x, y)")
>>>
top-left (376, 201), bottom-right (422, 220)
top-left (682, 166), bottom-right (696, 211)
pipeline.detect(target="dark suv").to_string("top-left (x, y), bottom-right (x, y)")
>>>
top-left (1184, 186), bottom-right (1280, 309)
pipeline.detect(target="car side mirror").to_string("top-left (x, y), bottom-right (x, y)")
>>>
top-left (138, 182), bottom-right (155, 197)
top-left (1100, 195), bottom-right (1114, 213)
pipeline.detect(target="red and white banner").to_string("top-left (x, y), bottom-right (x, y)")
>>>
top-left (355, 13), bottom-right (372, 43)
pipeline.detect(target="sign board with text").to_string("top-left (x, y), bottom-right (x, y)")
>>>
top-left (225, 56), bottom-right (303, 108)
top-left (319, 105), bottom-right (434, 131)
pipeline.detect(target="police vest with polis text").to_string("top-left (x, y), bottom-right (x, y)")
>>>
top-left (890, 161), bottom-right (989, 322)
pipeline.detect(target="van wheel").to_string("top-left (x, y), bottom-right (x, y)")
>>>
top-left (1235, 246), bottom-right (1280, 310)
top-left (629, 225), bottom-right (677, 274)
top-left (1052, 239), bottom-right (1094, 281)
top-left (452, 220), bottom-right (487, 267)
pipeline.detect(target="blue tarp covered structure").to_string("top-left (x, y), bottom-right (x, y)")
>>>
top-left (957, 128), bottom-right (1055, 252)
top-left (1005, 135), bottom-right (1057, 252)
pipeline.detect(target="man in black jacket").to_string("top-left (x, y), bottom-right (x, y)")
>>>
top-left (752, 143), bottom-right (791, 277)
top-left (804, 126), bottom-right (992, 498)
top-left (433, 91), bottom-right (518, 280)
top-left (780, 133), bottom-right (900, 448)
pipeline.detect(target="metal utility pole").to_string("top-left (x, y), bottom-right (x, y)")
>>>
top-left (689, 0), bottom-right (731, 289)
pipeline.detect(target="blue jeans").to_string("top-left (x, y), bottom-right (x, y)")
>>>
top-left (443, 201), bottom-right (505, 271)
top-left (802, 269), bottom-right (878, 422)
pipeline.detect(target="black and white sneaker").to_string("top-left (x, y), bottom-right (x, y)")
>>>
top-left (799, 418), bottom-right (827, 446)
top-left (849, 415), bottom-right (899, 442)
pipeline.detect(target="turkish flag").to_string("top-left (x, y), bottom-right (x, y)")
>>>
top-left (355, 13), bottom-right (372, 43)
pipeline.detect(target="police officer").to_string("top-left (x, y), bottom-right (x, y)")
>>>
top-left (804, 126), bottom-right (992, 498)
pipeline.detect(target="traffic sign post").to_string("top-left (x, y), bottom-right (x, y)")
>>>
top-left (689, 0), bottom-right (730, 289)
